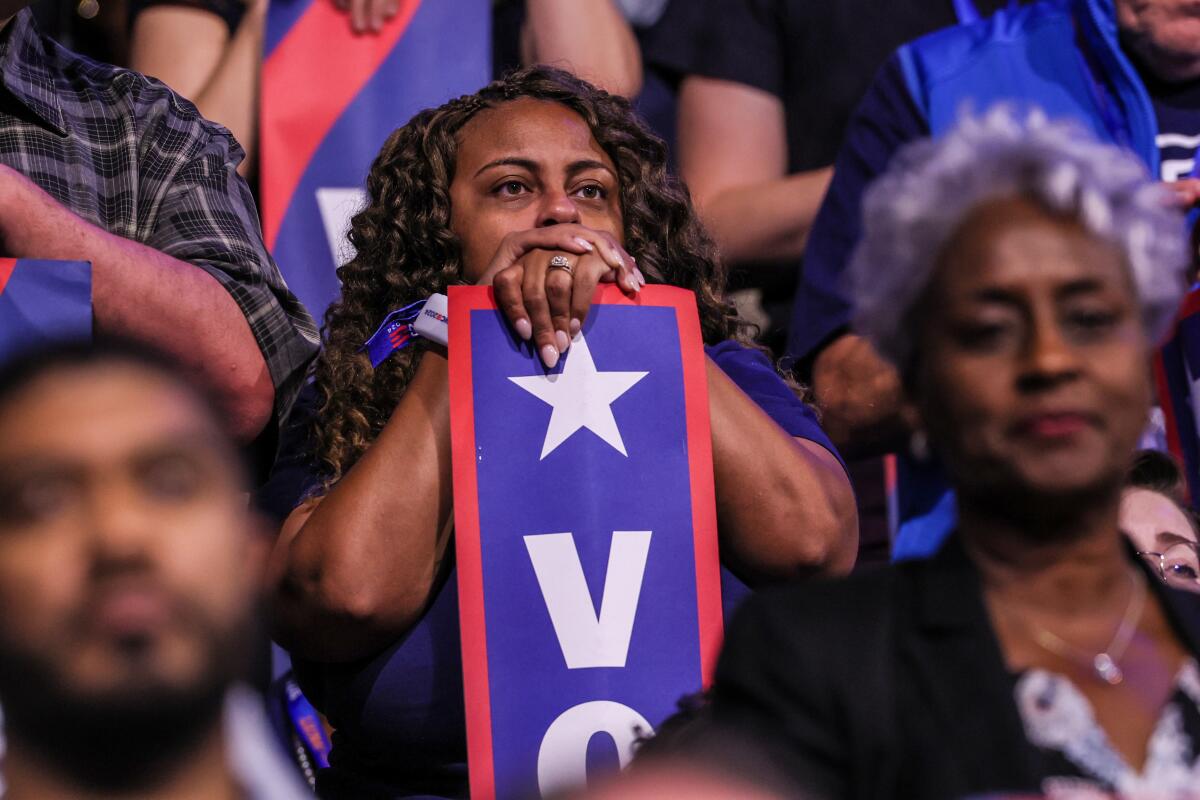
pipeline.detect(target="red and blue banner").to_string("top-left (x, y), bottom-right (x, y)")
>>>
top-left (1157, 287), bottom-right (1200, 505)
top-left (448, 285), bottom-right (723, 800)
top-left (0, 259), bottom-right (91, 360)
top-left (261, 0), bottom-right (490, 320)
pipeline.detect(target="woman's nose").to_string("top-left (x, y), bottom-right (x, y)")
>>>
top-left (1017, 318), bottom-right (1082, 390)
top-left (536, 189), bottom-right (582, 227)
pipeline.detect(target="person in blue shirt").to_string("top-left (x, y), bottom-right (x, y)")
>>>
top-left (257, 66), bottom-right (856, 798)
top-left (791, 0), bottom-right (1200, 555)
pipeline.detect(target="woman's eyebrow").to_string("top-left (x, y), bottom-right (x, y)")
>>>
top-left (966, 287), bottom-right (1024, 307)
top-left (474, 157), bottom-right (539, 178)
top-left (964, 278), bottom-right (1108, 307)
top-left (1156, 530), bottom-right (1198, 549)
top-left (1055, 278), bottom-right (1107, 301)
top-left (565, 159), bottom-right (615, 179)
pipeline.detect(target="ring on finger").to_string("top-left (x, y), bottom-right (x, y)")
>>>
top-left (548, 254), bottom-right (573, 275)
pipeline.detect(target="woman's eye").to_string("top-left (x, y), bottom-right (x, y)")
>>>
top-left (496, 181), bottom-right (528, 197)
top-left (575, 184), bottom-right (606, 200)
top-left (1065, 309), bottom-right (1118, 337)
top-left (955, 321), bottom-right (1014, 351)
top-left (1168, 563), bottom-right (1199, 580)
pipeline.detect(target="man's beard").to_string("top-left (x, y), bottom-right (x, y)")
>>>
top-left (0, 613), bottom-right (255, 793)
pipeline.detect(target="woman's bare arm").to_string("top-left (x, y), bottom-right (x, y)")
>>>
top-left (129, 2), bottom-right (265, 174)
top-left (522, 0), bottom-right (643, 97)
top-left (678, 76), bottom-right (832, 266)
top-left (267, 351), bottom-right (454, 663)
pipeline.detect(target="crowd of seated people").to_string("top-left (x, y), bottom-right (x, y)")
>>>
top-left (2, 0), bottom-right (1200, 798)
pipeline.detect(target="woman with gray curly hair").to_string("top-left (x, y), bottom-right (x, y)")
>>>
top-left (706, 109), bottom-right (1200, 798)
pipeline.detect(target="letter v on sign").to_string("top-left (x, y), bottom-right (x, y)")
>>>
top-left (524, 531), bottom-right (652, 669)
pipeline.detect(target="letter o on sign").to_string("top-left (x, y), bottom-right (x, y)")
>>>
top-left (536, 701), bottom-right (653, 794)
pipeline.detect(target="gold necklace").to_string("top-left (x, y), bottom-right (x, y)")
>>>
top-left (1025, 569), bottom-right (1145, 686)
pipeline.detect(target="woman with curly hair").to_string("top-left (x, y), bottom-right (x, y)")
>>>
top-left (259, 65), bottom-right (856, 798)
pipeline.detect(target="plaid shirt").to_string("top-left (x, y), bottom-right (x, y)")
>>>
top-left (0, 8), bottom-right (318, 419)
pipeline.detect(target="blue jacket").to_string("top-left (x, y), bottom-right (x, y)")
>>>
top-left (790, 0), bottom-right (1159, 367)
top-left (788, 0), bottom-right (1165, 556)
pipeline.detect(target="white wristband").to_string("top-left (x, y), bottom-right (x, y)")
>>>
top-left (412, 293), bottom-right (449, 347)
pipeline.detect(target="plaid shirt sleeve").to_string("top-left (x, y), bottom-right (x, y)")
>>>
top-left (142, 128), bottom-right (320, 422)
top-left (0, 10), bottom-right (320, 425)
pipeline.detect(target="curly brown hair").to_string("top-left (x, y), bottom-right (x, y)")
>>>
top-left (312, 65), bottom-right (750, 485)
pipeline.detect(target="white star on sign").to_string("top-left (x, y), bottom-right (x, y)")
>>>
top-left (509, 334), bottom-right (648, 460)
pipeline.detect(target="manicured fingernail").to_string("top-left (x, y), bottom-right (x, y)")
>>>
top-left (627, 272), bottom-right (640, 292)
top-left (515, 318), bottom-right (532, 340)
top-left (555, 330), bottom-right (570, 352)
top-left (573, 237), bottom-right (595, 252)
top-left (634, 267), bottom-right (646, 286)
top-left (569, 318), bottom-right (581, 336)
top-left (541, 344), bottom-right (559, 369)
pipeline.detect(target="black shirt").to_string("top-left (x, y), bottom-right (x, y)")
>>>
top-left (643, 0), bottom-right (1013, 174)
top-left (127, 0), bottom-right (246, 36)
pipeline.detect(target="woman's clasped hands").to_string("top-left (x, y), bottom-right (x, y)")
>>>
top-left (475, 224), bottom-right (646, 368)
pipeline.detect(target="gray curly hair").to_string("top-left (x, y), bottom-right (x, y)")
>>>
top-left (850, 106), bottom-right (1189, 372)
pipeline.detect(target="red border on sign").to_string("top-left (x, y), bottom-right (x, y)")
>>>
top-left (447, 284), bottom-right (724, 798)
top-left (0, 258), bottom-right (17, 296)
top-left (260, 0), bottom-right (422, 250)
top-left (1155, 350), bottom-right (1185, 489)
top-left (669, 287), bottom-right (723, 682)
top-left (1180, 288), bottom-right (1200, 322)
top-left (448, 287), bottom-right (497, 800)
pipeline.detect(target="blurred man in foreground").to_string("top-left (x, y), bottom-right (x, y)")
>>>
top-left (0, 341), bottom-right (307, 799)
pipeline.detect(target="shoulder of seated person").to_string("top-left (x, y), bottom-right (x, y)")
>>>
top-left (54, 48), bottom-right (233, 146)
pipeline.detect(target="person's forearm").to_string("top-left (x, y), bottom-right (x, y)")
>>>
top-left (707, 360), bottom-right (857, 582)
top-left (811, 333), bottom-right (911, 460)
top-left (676, 77), bottom-right (824, 266)
top-left (269, 352), bottom-right (454, 662)
top-left (700, 167), bottom-right (833, 267)
top-left (192, 4), bottom-right (265, 174)
top-left (2, 186), bottom-right (273, 440)
top-left (524, 0), bottom-right (642, 97)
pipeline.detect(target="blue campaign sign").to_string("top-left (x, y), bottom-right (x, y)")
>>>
top-left (0, 259), bottom-right (91, 360)
top-left (261, 0), bottom-right (490, 321)
top-left (449, 285), bottom-right (722, 800)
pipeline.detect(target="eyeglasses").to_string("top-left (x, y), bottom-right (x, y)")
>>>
top-left (1136, 542), bottom-right (1200, 591)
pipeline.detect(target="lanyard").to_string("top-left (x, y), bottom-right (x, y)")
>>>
top-left (361, 298), bottom-right (425, 367)
top-left (285, 676), bottom-right (332, 770)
